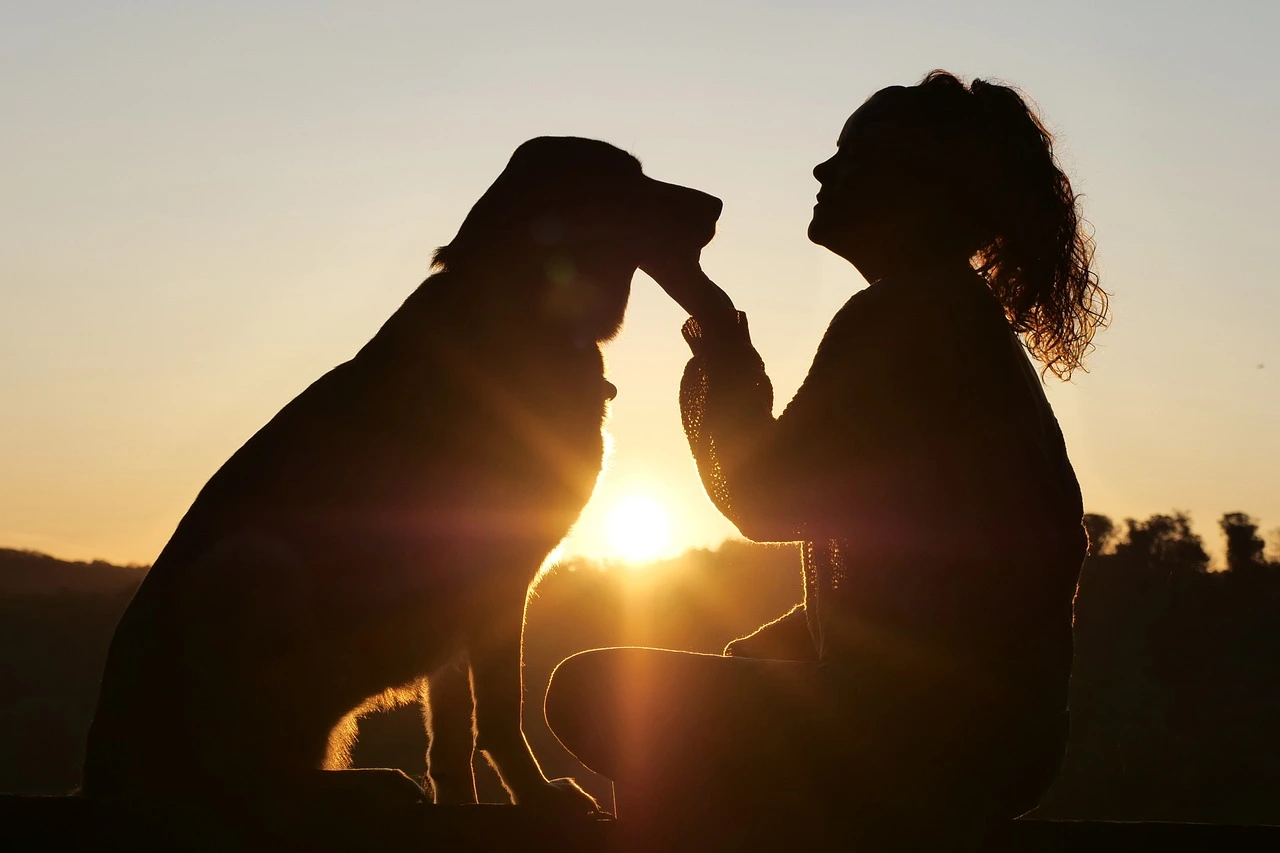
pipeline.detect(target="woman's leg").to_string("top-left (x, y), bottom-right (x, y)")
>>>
top-left (544, 646), bottom-right (1015, 850)
top-left (544, 648), bottom-right (839, 829)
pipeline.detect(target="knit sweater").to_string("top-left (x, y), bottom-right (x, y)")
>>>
top-left (679, 269), bottom-right (1087, 718)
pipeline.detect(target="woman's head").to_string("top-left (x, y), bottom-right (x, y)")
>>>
top-left (809, 70), bottom-right (1107, 379)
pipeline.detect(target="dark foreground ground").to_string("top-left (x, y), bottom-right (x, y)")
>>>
top-left (2, 796), bottom-right (1278, 853)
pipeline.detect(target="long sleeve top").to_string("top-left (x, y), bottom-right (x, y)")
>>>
top-left (680, 270), bottom-right (1087, 717)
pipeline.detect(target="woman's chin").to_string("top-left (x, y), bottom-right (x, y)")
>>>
top-left (807, 215), bottom-right (833, 247)
top-left (809, 213), bottom-right (862, 260)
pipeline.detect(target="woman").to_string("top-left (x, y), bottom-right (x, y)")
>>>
top-left (545, 71), bottom-right (1107, 846)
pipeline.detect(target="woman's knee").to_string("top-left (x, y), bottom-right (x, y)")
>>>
top-left (545, 650), bottom-right (601, 734)
top-left (545, 647), bottom-right (666, 726)
top-left (544, 648), bottom-right (634, 776)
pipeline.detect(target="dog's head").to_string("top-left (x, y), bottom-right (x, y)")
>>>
top-left (432, 137), bottom-right (722, 342)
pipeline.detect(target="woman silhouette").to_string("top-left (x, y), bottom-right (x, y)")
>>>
top-left (546, 71), bottom-right (1107, 847)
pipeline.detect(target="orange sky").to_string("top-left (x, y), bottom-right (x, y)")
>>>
top-left (2, 2), bottom-right (1277, 566)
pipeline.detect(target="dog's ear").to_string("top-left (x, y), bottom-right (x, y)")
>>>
top-left (432, 166), bottom-right (532, 273)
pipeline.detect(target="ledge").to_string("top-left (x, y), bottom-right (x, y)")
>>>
top-left (3, 795), bottom-right (1277, 852)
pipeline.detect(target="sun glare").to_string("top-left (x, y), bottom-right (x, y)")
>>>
top-left (606, 494), bottom-right (671, 564)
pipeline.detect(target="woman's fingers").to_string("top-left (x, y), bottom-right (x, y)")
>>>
top-left (640, 263), bottom-right (735, 324)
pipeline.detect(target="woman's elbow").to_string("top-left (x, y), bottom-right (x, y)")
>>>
top-left (730, 502), bottom-right (803, 544)
top-left (703, 456), bottom-right (807, 542)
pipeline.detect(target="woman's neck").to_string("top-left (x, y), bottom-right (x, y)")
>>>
top-left (848, 247), bottom-right (976, 288)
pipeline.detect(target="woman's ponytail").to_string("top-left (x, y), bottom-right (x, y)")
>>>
top-left (919, 71), bottom-right (1108, 379)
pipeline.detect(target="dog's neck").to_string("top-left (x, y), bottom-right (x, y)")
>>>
top-left (360, 270), bottom-right (612, 365)
top-left (427, 266), bottom-right (623, 343)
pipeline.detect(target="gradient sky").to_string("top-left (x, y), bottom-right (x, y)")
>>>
top-left (2, 1), bottom-right (1277, 566)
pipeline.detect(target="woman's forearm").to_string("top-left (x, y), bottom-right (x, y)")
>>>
top-left (642, 263), bottom-right (739, 333)
top-left (646, 262), bottom-right (817, 541)
top-left (679, 315), bottom-right (811, 543)
top-left (684, 273), bottom-right (738, 334)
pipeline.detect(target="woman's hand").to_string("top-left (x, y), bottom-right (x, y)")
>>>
top-left (640, 257), bottom-right (738, 332)
top-left (723, 604), bottom-right (817, 661)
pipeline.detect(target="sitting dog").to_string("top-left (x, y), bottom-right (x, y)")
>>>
top-left (82, 137), bottom-right (721, 818)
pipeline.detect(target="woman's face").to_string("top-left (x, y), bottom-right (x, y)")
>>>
top-left (808, 87), bottom-right (959, 270)
top-left (808, 89), bottom-right (912, 257)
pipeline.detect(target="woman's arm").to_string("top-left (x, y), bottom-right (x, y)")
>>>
top-left (644, 263), bottom-right (849, 543)
top-left (639, 263), bottom-right (739, 335)
top-left (678, 312), bottom-right (809, 541)
top-left (650, 263), bottom-right (961, 546)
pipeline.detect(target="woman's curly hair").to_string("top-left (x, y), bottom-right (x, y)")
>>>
top-left (912, 70), bottom-right (1109, 379)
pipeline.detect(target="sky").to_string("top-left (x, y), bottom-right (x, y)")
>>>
top-left (2, 1), bottom-right (1277, 567)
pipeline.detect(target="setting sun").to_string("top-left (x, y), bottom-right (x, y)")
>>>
top-left (606, 494), bottom-right (672, 564)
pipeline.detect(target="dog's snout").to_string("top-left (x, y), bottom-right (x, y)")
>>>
top-left (683, 188), bottom-right (722, 246)
top-left (648, 179), bottom-right (721, 221)
top-left (641, 177), bottom-right (723, 251)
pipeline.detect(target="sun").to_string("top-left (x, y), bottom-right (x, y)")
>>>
top-left (606, 493), bottom-right (672, 564)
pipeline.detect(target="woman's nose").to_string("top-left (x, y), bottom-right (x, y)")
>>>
top-left (813, 155), bottom-right (835, 183)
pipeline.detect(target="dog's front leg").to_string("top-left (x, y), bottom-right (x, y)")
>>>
top-left (425, 661), bottom-right (478, 804)
top-left (468, 590), bottom-right (598, 813)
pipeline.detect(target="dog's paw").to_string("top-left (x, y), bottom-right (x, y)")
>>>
top-left (522, 777), bottom-right (602, 816)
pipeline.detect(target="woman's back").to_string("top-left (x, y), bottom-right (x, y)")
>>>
top-left (816, 268), bottom-right (1085, 698)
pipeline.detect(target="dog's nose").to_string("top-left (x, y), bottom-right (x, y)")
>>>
top-left (650, 179), bottom-right (723, 223)
top-left (698, 191), bottom-right (724, 221)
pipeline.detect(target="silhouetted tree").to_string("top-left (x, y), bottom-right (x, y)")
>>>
top-left (1113, 512), bottom-right (1209, 578)
top-left (1220, 512), bottom-right (1268, 574)
top-left (1082, 513), bottom-right (1115, 556)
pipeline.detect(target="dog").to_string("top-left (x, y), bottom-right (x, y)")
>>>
top-left (82, 137), bottom-right (721, 820)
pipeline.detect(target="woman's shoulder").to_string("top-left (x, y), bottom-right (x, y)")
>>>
top-left (840, 265), bottom-right (996, 316)
top-left (825, 266), bottom-right (1004, 349)
top-left (825, 274), bottom-right (930, 332)
top-left (889, 264), bottom-right (1001, 309)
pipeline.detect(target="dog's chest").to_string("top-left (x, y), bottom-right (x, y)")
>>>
top-left (485, 350), bottom-right (607, 475)
top-left (419, 338), bottom-right (610, 512)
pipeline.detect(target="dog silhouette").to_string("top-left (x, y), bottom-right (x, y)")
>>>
top-left (82, 137), bottom-right (721, 819)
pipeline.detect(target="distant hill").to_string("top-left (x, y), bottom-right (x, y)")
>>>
top-left (0, 549), bottom-right (144, 793)
top-left (0, 549), bottom-right (146, 596)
